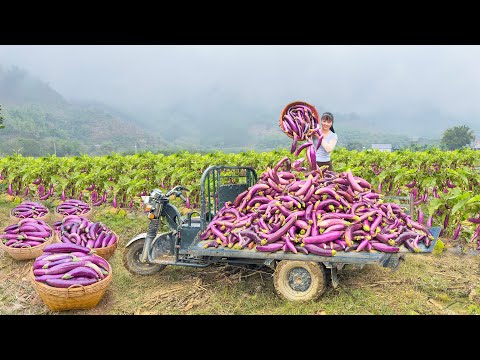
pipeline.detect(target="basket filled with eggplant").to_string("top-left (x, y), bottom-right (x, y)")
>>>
top-left (0, 218), bottom-right (54, 260)
top-left (10, 201), bottom-right (50, 222)
top-left (30, 242), bottom-right (112, 311)
top-left (279, 101), bottom-right (320, 140)
top-left (55, 199), bottom-right (92, 219)
top-left (53, 215), bottom-right (119, 260)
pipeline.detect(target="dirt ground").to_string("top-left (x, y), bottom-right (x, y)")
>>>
top-left (1, 237), bottom-right (480, 315)
top-left (1, 200), bottom-right (480, 315)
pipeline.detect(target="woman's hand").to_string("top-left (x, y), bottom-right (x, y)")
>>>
top-left (308, 129), bottom-right (318, 138)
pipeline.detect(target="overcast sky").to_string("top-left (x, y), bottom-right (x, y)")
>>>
top-left (1, 45), bottom-right (479, 136)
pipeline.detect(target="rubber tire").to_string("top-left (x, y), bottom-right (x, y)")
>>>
top-left (123, 239), bottom-right (166, 276)
top-left (273, 260), bottom-right (327, 302)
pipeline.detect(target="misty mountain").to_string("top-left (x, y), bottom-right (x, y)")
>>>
top-left (0, 65), bottom-right (446, 155)
top-left (0, 66), bottom-right (170, 156)
top-left (139, 86), bottom-right (420, 151)
top-left (2, 45), bottom-right (480, 152)
top-left (0, 66), bottom-right (67, 107)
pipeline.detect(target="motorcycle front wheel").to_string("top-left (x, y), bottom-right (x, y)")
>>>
top-left (123, 239), bottom-right (166, 275)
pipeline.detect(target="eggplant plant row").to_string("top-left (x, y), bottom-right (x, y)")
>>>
top-left (53, 215), bottom-right (117, 249)
top-left (1, 218), bottom-right (53, 248)
top-left (200, 157), bottom-right (434, 255)
top-left (32, 243), bottom-right (110, 288)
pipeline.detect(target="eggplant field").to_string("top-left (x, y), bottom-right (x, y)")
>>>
top-left (1, 148), bottom-right (480, 315)
top-left (1, 148), bottom-right (479, 247)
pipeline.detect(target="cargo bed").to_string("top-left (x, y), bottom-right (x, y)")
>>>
top-left (184, 226), bottom-right (441, 267)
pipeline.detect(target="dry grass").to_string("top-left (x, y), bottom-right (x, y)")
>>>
top-left (1, 196), bottom-right (480, 315)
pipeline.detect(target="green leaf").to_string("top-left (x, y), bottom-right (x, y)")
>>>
top-left (426, 197), bottom-right (443, 216)
top-left (451, 198), bottom-right (470, 215)
top-left (421, 177), bottom-right (437, 189)
top-left (466, 195), bottom-right (480, 204)
top-left (446, 187), bottom-right (464, 199)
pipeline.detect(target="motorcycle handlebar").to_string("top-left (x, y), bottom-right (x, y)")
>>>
top-left (165, 185), bottom-right (190, 198)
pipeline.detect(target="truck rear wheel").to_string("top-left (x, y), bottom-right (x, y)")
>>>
top-left (273, 260), bottom-right (327, 302)
top-left (123, 239), bottom-right (166, 276)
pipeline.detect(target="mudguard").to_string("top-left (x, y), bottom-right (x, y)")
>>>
top-left (125, 232), bottom-right (173, 248)
top-left (125, 233), bottom-right (148, 248)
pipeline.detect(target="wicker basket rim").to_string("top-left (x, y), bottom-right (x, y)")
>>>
top-left (280, 100), bottom-right (319, 116)
top-left (29, 256), bottom-right (112, 297)
top-left (0, 235), bottom-right (54, 252)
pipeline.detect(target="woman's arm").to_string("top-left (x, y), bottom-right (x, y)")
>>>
top-left (322, 136), bottom-right (338, 153)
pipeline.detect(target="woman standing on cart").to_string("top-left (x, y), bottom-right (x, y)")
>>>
top-left (312, 112), bottom-right (338, 172)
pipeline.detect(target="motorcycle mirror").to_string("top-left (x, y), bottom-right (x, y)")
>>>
top-left (151, 189), bottom-right (163, 198)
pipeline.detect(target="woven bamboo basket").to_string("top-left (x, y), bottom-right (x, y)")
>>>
top-left (0, 235), bottom-right (54, 260)
top-left (30, 260), bottom-right (112, 311)
top-left (279, 100), bottom-right (319, 139)
top-left (10, 208), bottom-right (50, 223)
top-left (53, 231), bottom-right (62, 243)
top-left (91, 233), bottom-right (118, 260)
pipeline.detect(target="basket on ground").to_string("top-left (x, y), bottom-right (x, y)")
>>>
top-left (0, 235), bottom-right (54, 261)
top-left (30, 260), bottom-right (112, 311)
top-left (279, 100), bottom-right (319, 139)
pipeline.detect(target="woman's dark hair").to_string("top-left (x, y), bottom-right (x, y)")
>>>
top-left (321, 112), bottom-right (335, 133)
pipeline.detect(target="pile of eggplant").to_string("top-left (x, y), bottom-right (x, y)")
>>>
top-left (1, 218), bottom-right (53, 249)
top-left (52, 215), bottom-right (118, 249)
top-left (10, 201), bottom-right (49, 219)
top-left (200, 156), bottom-right (434, 256)
top-left (200, 102), bottom-right (434, 255)
top-left (55, 199), bottom-right (91, 216)
top-left (32, 243), bottom-right (110, 288)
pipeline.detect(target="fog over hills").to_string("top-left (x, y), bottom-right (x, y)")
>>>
top-left (1, 45), bottom-right (479, 154)
top-left (0, 66), bottom-right (170, 156)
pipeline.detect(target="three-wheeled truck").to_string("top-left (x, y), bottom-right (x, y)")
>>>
top-left (123, 166), bottom-right (441, 302)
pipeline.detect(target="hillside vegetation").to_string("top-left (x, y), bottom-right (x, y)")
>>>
top-left (0, 66), bottom-right (169, 156)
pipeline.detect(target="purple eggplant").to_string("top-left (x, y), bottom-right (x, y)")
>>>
top-left (255, 242), bottom-right (285, 252)
top-left (370, 242), bottom-right (399, 253)
top-left (33, 261), bottom-right (87, 276)
top-left (43, 243), bottom-right (93, 254)
top-left (468, 217), bottom-right (480, 224)
top-left (45, 277), bottom-right (99, 288)
top-left (302, 244), bottom-right (336, 256)
top-left (62, 266), bottom-right (100, 280)
top-left (452, 223), bottom-right (462, 240)
top-left (302, 230), bottom-right (343, 244)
